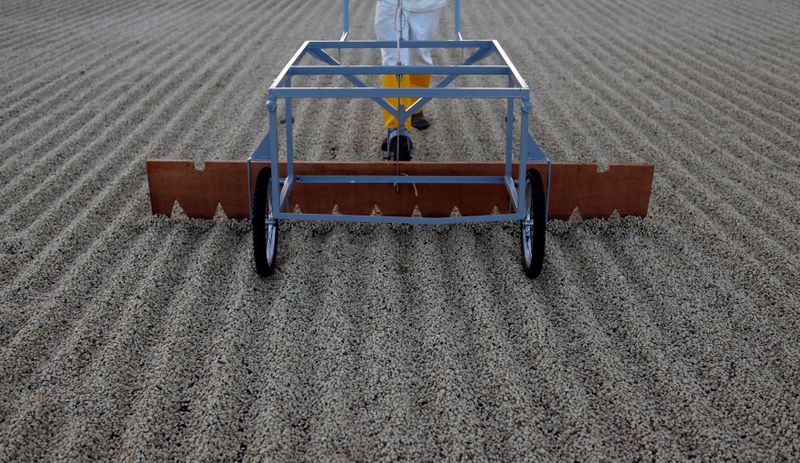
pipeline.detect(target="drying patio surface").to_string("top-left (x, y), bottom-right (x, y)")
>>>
top-left (1, 0), bottom-right (798, 460)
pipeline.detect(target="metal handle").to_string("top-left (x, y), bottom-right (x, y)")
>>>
top-left (340, 0), bottom-right (350, 41)
top-left (455, 0), bottom-right (462, 40)
top-left (340, 0), bottom-right (462, 40)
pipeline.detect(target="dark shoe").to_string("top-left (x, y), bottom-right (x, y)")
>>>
top-left (385, 133), bottom-right (412, 161)
top-left (411, 112), bottom-right (431, 130)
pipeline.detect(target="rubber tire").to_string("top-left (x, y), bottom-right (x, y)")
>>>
top-left (252, 167), bottom-right (278, 276)
top-left (521, 169), bottom-right (546, 278)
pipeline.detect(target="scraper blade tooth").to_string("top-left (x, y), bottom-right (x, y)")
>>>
top-left (171, 200), bottom-right (189, 222)
top-left (212, 202), bottom-right (228, 222)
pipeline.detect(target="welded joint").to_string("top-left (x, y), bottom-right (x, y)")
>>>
top-left (521, 101), bottom-right (532, 113)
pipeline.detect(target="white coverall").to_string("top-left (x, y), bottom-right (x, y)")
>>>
top-left (374, 0), bottom-right (445, 130)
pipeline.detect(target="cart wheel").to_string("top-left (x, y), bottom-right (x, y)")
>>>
top-left (520, 168), bottom-right (546, 278)
top-left (252, 167), bottom-right (278, 276)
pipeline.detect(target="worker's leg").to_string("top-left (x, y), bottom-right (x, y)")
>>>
top-left (406, 7), bottom-right (442, 65)
top-left (409, 75), bottom-right (430, 120)
top-left (407, 8), bottom-right (442, 126)
top-left (409, 74), bottom-right (432, 96)
top-left (379, 75), bottom-right (413, 131)
top-left (408, 74), bottom-right (432, 129)
top-left (375, 2), bottom-right (412, 131)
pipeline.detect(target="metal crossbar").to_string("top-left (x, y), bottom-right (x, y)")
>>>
top-left (289, 65), bottom-right (511, 76)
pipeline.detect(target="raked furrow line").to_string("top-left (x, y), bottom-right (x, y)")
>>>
top-left (0, 0), bottom-right (221, 143)
top-left (0, 0), bottom-right (262, 193)
top-left (526, 5), bottom-right (800, 290)
top-left (0, 0), bottom-right (201, 109)
top-left (0, 0), bottom-right (142, 69)
top-left (0, 0), bottom-right (287, 294)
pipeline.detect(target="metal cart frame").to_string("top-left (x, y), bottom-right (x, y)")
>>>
top-left (247, 0), bottom-right (552, 276)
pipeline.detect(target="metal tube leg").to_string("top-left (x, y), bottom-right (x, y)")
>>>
top-left (268, 98), bottom-right (281, 215)
top-left (285, 83), bottom-right (294, 181)
top-left (505, 92), bottom-right (514, 180)
top-left (343, 0), bottom-right (349, 35)
top-left (455, 0), bottom-right (461, 39)
top-left (518, 99), bottom-right (531, 219)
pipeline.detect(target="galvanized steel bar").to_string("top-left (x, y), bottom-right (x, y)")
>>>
top-left (294, 175), bottom-right (508, 184)
top-left (342, 0), bottom-right (349, 38)
top-left (267, 99), bottom-right (281, 220)
top-left (285, 77), bottom-right (294, 180)
top-left (272, 211), bottom-right (525, 224)
top-left (305, 39), bottom-right (492, 49)
top-left (518, 100), bottom-right (531, 218)
top-left (289, 65), bottom-right (510, 76)
top-left (455, 0), bottom-right (461, 40)
top-left (269, 87), bottom-right (527, 99)
top-left (505, 76), bottom-right (514, 180)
